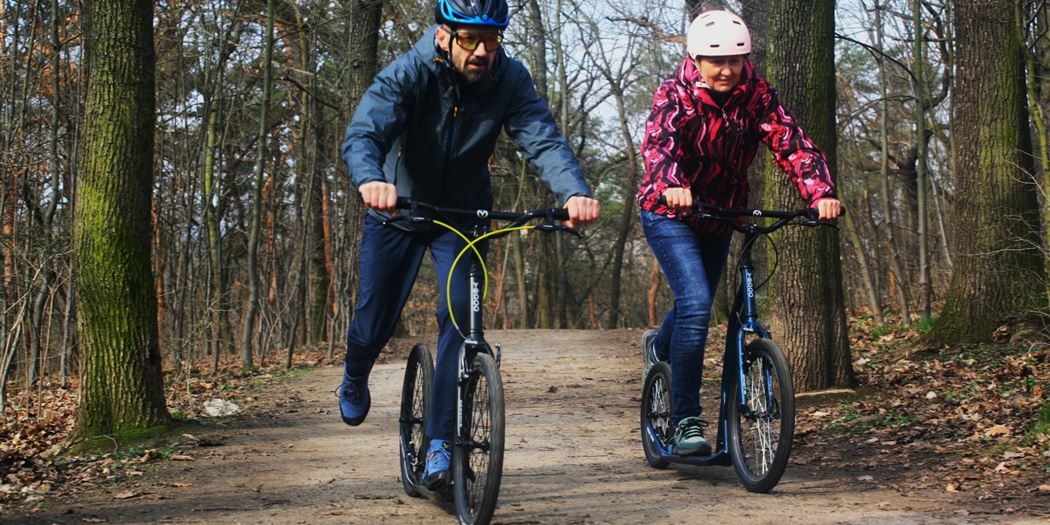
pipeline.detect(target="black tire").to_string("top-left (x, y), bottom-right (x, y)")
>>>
top-left (727, 338), bottom-right (795, 493)
top-left (453, 352), bottom-right (504, 525)
top-left (640, 361), bottom-right (672, 469)
top-left (641, 328), bottom-right (659, 378)
top-left (399, 344), bottom-right (434, 498)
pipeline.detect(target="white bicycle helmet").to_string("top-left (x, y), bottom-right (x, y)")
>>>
top-left (686, 10), bottom-right (752, 58)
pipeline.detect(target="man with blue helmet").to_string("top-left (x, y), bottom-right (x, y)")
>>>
top-left (339, 0), bottom-right (600, 490)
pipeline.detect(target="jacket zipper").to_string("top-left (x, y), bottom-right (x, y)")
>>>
top-left (441, 101), bottom-right (460, 203)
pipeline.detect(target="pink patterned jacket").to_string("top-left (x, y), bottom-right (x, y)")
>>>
top-left (637, 57), bottom-right (836, 234)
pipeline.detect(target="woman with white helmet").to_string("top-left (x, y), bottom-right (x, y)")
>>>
top-left (637, 10), bottom-right (841, 456)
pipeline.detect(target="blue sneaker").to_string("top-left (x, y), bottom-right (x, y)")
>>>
top-left (336, 374), bottom-right (370, 426)
top-left (423, 439), bottom-right (451, 490)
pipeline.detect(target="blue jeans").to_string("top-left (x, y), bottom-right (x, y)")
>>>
top-left (345, 214), bottom-right (487, 441)
top-left (640, 210), bottom-right (731, 424)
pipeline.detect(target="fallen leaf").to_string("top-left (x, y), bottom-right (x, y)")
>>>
top-left (985, 425), bottom-right (1011, 438)
top-left (169, 455), bottom-right (194, 461)
top-left (946, 483), bottom-right (959, 492)
top-left (113, 490), bottom-right (137, 499)
top-left (1038, 485), bottom-right (1050, 492)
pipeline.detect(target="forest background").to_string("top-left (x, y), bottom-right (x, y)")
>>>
top-left (1, 0), bottom-right (1049, 502)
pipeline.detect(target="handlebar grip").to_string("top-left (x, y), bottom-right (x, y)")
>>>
top-left (809, 205), bottom-right (847, 219)
top-left (396, 196), bottom-right (413, 209)
top-left (551, 208), bottom-right (570, 221)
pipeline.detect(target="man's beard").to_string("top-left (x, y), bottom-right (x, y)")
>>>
top-left (461, 58), bottom-right (489, 84)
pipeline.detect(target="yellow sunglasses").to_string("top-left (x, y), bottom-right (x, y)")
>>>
top-left (448, 29), bottom-right (503, 52)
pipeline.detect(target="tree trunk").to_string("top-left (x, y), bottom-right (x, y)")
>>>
top-left (72, 0), bottom-right (170, 440)
top-left (525, 0), bottom-right (548, 98)
top-left (513, 232), bottom-right (527, 328)
top-left (537, 236), bottom-right (552, 328)
top-left (202, 13), bottom-right (241, 363)
top-left (838, 180), bottom-right (883, 324)
top-left (339, 0), bottom-right (383, 341)
top-left (763, 0), bottom-right (854, 391)
top-left (60, 280), bottom-right (74, 388)
top-left (240, 0), bottom-right (275, 369)
top-left (1018, 1), bottom-right (1050, 306)
top-left (647, 256), bottom-right (660, 327)
top-left (307, 161), bottom-right (329, 344)
top-left (911, 0), bottom-right (933, 320)
top-left (203, 87), bottom-right (229, 358)
top-left (876, 0), bottom-right (912, 324)
top-left (930, 0), bottom-right (1045, 345)
top-left (598, 57), bottom-right (640, 327)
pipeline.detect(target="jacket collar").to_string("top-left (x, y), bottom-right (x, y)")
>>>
top-left (675, 56), bottom-right (754, 110)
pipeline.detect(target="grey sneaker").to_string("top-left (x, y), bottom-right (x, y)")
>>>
top-left (642, 328), bottom-right (660, 376)
top-left (674, 417), bottom-right (712, 456)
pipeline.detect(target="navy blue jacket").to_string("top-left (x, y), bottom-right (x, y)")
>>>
top-left (342, 26), bottom-right (591, 220)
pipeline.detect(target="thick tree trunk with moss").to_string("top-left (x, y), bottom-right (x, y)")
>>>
top-left (762, 0), bottom-right (854, 391)
top-left (72, 0), bottom-right (170, 440)
top-left (930, 0), bottom-right (1044, 345)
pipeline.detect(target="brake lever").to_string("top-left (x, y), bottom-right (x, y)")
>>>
top-left (799, 219), bottom-right (840, 229)
top-left (533, 222), bottom-right (583, 237)
top-left (381, 213), bottom-right (428, 227)
top-left (381, 215), bottom-right (404, 227)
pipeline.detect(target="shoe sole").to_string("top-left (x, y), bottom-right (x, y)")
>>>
top-left (339, 390), bottom-right (370, 426)
top-left (675, 443), bottom-right (713, 456)
top-left (423, 471), bottom-right (449, 491)
top-left (341, 410), bottom-right (368, 426)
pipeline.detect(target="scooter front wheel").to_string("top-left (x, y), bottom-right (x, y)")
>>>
top-left (727, 338), bottom-right (795, 493)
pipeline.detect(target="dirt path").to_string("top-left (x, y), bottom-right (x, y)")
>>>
top-left (7, 330), bottom-right (1038, 524)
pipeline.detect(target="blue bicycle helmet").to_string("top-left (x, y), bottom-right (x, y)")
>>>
top-left (435, 0), bottom-right (509, 29)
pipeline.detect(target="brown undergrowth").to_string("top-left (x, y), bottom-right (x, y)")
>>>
top-left (793, 316), bottom-right (1050, 517)
top-left (0, 345), bottom-right (344, 515)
